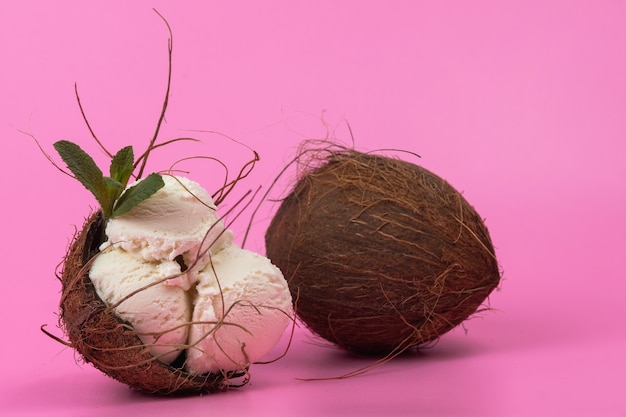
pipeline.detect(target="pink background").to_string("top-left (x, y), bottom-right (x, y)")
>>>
top-left (1, 1), bottom-right (625, 416)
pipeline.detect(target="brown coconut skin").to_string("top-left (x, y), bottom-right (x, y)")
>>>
top-left (265, 151), bottom-right (500, 355)
top-left (58, 212), bottom-right (237, 395)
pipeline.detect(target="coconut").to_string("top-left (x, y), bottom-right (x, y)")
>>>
top-left (58, 211), bottom-right (243, 396)
top-left (265, 149), bottom-right (500, 355)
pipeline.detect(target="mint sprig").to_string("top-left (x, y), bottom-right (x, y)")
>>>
top-left (53, 140), bottom-right (164, 220)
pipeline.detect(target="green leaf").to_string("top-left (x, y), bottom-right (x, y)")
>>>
top-left (53, 140), bottom-right (111, 214)
top-left (104, 177), bottom-right (124, 209)
top-left (112, 173), bottom-right (164, 217)
top-left (110, 146), bottom-right (134, 186)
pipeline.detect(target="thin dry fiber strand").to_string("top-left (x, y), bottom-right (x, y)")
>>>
top-left (265, 147), bottom-right (501, 356)
top-left (57, 212), bottom-right (244, 396)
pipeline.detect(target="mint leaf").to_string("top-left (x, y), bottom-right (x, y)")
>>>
top-left (110, 146), bottom-right (134, 186)
top-left (104, 177), bottom-right (124, 210)
top-left (112, 173), bottom-right (164, 217)
top-left (53, 140), bottom-right (112, 214)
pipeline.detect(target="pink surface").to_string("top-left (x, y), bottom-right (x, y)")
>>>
top-left (1, 1), bottom-right (625, 416)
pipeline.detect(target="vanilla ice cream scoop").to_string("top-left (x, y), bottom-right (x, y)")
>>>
top-left (89, 247), bottom-right (191, 364)
top-left (185, 244), bottom-right (293, 374)
top-left (102, 175), bottom-right (232, 268)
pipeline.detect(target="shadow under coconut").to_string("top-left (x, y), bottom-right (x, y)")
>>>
top-left (291, 329), bottom-right (491, 381)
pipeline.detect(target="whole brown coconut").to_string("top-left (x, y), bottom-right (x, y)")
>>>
top-left (265, 150), bottom-right (500, 355)
top-left (58, 211), bottom-right (242, 395)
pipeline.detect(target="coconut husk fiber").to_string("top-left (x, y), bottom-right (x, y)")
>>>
top-left (265, 149), bottom-right (501, 355)
top-left (58, 211), bottom-right (240, 395)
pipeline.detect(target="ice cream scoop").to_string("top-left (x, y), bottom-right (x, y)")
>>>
top-left (89, 248), bottom-right (191, 364)
top-left (102, 175), bottom-right (232, 270)
top-left (185, 244), bottom-right (293, 374)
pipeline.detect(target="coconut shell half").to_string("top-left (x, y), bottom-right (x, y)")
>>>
top-left (265, 150), bottom-right (501, 355)
top-left (58, 212), bottom-right (240, 395)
